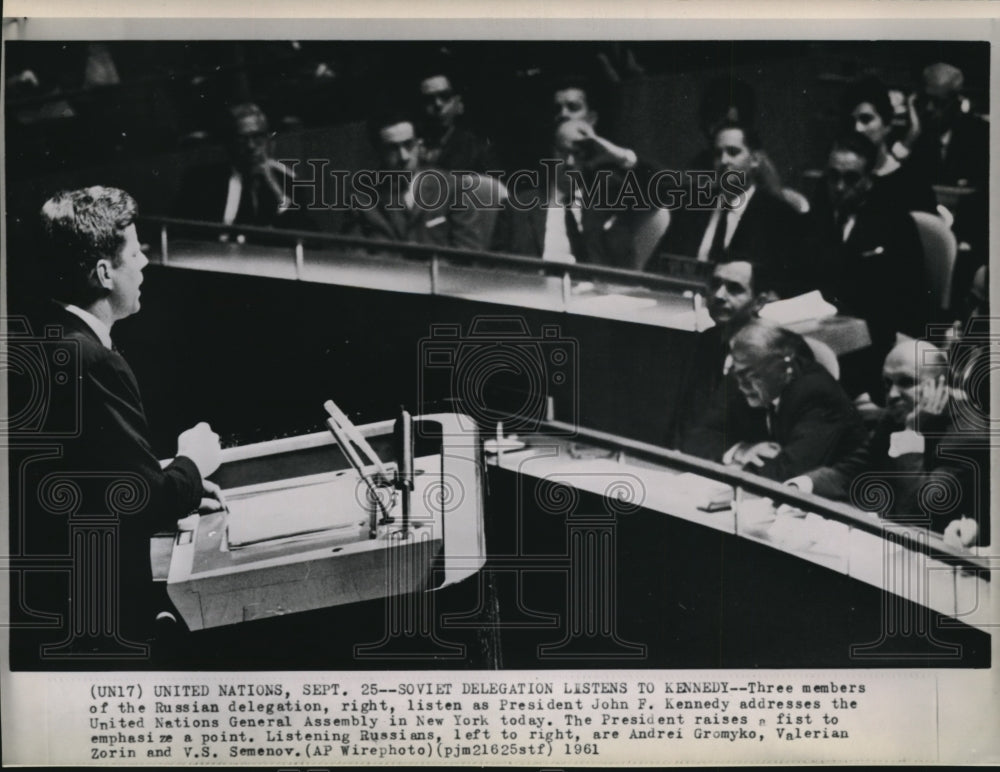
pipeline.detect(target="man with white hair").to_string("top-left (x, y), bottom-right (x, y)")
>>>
top-left (787, 338), bottom-right (989, 547)
top-left (683, 319), bottom-right (866, 481)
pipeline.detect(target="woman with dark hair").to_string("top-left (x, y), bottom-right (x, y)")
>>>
top-left (840, 76), bottom-right (937, 214)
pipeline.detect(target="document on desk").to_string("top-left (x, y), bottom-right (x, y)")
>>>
top-left (225, 475), bottom-right (368, 548)
top-left (758, 290), bottom-right (838, 324)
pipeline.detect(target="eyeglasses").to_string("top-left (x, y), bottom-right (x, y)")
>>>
top-left (383, 138), bottom-right (418, 152)
top-left (235, 130), bottom-right (274, 144)
top-left (422, 89), bottom-right (455, 103)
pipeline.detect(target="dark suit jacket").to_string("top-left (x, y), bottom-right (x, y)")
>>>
top-left (422, 125), bottom-right (500, 175)
top-left (806, 411), bottom-right (990, 543)
top-left (868, 161), bottom-right (938, 215)
top-left (15, 304), bottom-right (203, 642)
top-left (650, 188), bottom-right (804, 289)
top-left (666, 325), bottom-right (729, 450)
top-left (344, 168), bottom-right (498, 251)
top-left (491, 161), bottom-right (657, 270)
top-left (173, 160), bottom-right (315, 231)
top-left (908, 112), bottom-right (989, 189)
top-left (803, 193), bottom-right (928, 355)
top-left (682, 360), bottom-right (868, 482)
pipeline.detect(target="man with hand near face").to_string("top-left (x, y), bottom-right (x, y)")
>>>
top-left (787, 339), bottom-right (988, 547)
top-left (174, 102), bottom-right (313, 230)
top-left (491, 117), bottom-right (652, 268)
top-left (899, 62), bottom-right (989, 190)
top-left (682, 320), bottom-right (866, 482)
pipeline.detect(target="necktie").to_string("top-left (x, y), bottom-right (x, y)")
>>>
top-left (766, 404), bottom-right (777, 439)
top-left (564, 204), bottom-right (587, 263)
top-left (708, 204), bottom-right (730, 261)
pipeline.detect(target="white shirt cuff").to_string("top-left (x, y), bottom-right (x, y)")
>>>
top-left (722, 443), bottom-right (743, 466)
top-left (785, 475), bottom-right (815, 495)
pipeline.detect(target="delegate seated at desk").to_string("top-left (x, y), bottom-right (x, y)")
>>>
top-left (802, 132), bottom-right (928, 400)
top-left (649, 121), bottom-right (804, 279)
top-left (490, 118), bottom-right (654, 269)
top-left (682, 320), bottom-right (867, 482)
top-left (174, 102), bottom-right (314, 231)
top-left (667, 258), bottom-right (778, 449)
top-left (343, 109), bottom-right (498, 251)
top-left (787, 338), bottom-right (989, 547)
top-left (25, 186), bottom-right (223, 645)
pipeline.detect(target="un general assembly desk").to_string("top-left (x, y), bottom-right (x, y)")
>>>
top-left (89, 221), bottom-right (987, 670)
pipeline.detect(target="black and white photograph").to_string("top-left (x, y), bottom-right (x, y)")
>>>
top-left (2, 4), bottom-right (998, 766)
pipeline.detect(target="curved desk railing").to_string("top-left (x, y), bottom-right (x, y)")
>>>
top-left (141, 215), bottom-right (717, 331)
top-left (140, 216), bottom-right (872, 350)
top-left (489, 420), bottom-right (991, 633)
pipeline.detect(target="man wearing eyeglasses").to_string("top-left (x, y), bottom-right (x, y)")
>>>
top-left (174, 102), bottom-right (312, 230)
top-left (681, 320), bottom-right (866, 481)
top-left (417, 70), bottom-right (498, 175)
top-left (895, 62), bottom-right (988, 190)
top-left (803, 133), bottom-right (927, 402)
top-left (786, 338), bottom-right (988, 548)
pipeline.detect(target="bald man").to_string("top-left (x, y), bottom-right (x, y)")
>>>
top-left (788, 338), bottom-right (989, 546)
top-left (901, 62), bottom-right (989, 189)
top-left (491, 118), bottom-right (654, 269)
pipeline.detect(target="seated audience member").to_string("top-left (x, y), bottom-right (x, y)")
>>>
top-left (667, 258), bottom-right (779, 448)
top-left (416, 67), bottom-right (499, 174)
top-left (491, 117), bottom-right (654, 269)
top-left (551, 75), bottom-right (601, 127)
top-left (650, 122), bottom-right (803, 274)
top-left (787, 339), bottom-right (989, 547)
top-left (174, 102), bottom-right (313, 229)
top-left (21, 186), bottom-right (223, 645)
top-left (840, 75), bottom-right (937, 213)
top-left (344, 109), bottom-right (499, 250)
top-left (682, 320), bottom-right (867, 482)
top-left (899, 62), bottom-right (989, 190)
top-left (803, 133), bottom-right (928, 399)
top-left (944, 264), bottom-right (989, 413)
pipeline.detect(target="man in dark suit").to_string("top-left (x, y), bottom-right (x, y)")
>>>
top-left (903, 62), bottom-right (989, 190)
top-left (787, 339), bottom-right (989, 546)
top-left (18, 186), bottom-right (222, 649)
top-left (667, 258), bottom-right (779, 449)
top-left (416, 69), bottom-right (499, 175)
top-left (682, 320), bottom-right (867, 482)
top-left (344, 110), bottom-right (499, 251)
top-left (803, 133), bottom-right (928, 400)
top-left (649, 122), bottom-right (803, 280)
top-left (491, 117), bottom-right (654, 269)
top-left (173, 102), bottom-right (313, 230)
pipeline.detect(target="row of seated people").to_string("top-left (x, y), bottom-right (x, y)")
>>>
top-left (173, 94), bottom-right (967, 403)
top-left (172, 61), bottom-right (986, 249)
top-left (667, 255), bottom-right (990, 549)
